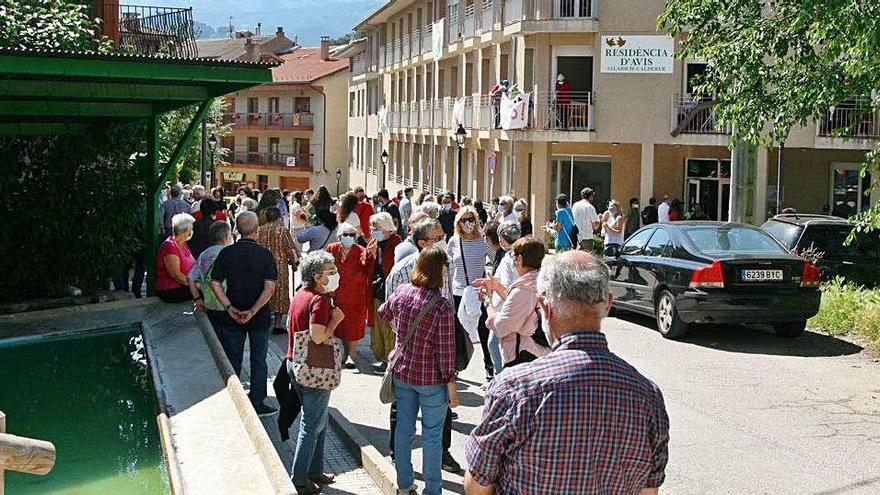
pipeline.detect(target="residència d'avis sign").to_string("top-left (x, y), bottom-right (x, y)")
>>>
top-left (600, 35), bottom-right (675, 74)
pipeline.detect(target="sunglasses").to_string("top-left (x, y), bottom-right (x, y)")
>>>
top-left (462, 218), bottom-right (476, 223)
top-left (340, 233), bottom-right (357, 238)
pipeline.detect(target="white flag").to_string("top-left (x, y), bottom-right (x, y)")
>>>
top-left (378, 106), bottom-right (388, 134)
top-left (501, 92), bottom-right (530, 130)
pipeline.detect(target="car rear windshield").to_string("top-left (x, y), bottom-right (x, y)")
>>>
top-left (800, 225), bottom-right (880, 260)
top-left (684, 226), bottom-right (788, 255)
top-left (762, 220), bottom-right (802, 249)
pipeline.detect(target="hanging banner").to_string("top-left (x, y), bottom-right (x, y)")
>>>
top-left (432, 19), bottom-right (445, 59)
top-left (600, 35), bottom-right (674, 74)
top-left (286, 156), bottom-right (297, 167)
top-left (223, 171), bottom-right (243, 181)
top-left (452, 97), bottom-right (466, 127)
top-left (378, 105), bottom-right (388, 134)
top-left (487, 152), bottom-right (497, 174)
top-left (425, 161), bottom-right (432, 183)
top-left (500, 92), bottom-right (530, 130)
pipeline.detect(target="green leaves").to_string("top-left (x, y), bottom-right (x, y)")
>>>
top-left (0, 1), bottom-right (114, 53)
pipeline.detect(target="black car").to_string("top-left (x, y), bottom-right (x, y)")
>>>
top-left (761, 214), bottom-right (880, 288)
top-left (605, 222), bottom-right (821, 339)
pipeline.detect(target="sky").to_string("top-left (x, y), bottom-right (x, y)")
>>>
top-left (134, 0), bottom-right (385, 45)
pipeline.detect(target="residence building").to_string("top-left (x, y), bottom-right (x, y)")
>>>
top-left (343, 0), bottom-right (878, 229)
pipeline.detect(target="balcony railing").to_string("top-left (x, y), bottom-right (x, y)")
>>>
top-left (95, 3), bottom-right (197, 58)
top-left (534, 91), bottom-right (594, 131)
top-left (420, 100), bottom-right (432, 128)
top-left (230, 149), bottom-right (312, 169)
top-left (817, 96), bottom-right (880, 139)
top-left (671, 94), bottom-right (729, 136)
top-left (462, 3), bottom-right (477, 38)
top-left (422, 25), bottom-right (432, 54)
top-left (478, 0), bottom-right (496, 34)
top-left (222, 112), bottom-right (314, 129)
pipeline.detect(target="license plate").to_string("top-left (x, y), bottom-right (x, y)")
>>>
top-left (741, 269), bottom-right (783, 281)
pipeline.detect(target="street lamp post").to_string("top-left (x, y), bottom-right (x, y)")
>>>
top-left (454, 124), bottom-right (466, 199)
top-left (207, 132), bottom-right (218, 189)
top-left (380, 149), bottom-right (389, 188)
top-left (335, 168), bottom-right (342, 197)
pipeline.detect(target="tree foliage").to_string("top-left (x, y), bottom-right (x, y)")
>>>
top-left (0, 0), bottom-right (114, 52)
top-left (328, 31), bottom-right (365, 46)
top-left (658, 0), bottom-right (880, 233)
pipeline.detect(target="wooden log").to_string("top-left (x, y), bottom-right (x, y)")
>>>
top-left (0, 432), bottom-right (56, 476)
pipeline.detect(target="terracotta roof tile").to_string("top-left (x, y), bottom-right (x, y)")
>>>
top-left (270, 47), bottom-right (349, 83)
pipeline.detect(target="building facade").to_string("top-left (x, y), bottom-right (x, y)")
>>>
top-left (215, 37), bottom-right (350, 193)
top-left (344, 0), bottom-right (878, 229)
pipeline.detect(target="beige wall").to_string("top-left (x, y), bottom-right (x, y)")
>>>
top-left (766, 148), bottom-right (872, 215)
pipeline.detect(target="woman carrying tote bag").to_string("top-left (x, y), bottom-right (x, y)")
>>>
top-left (287, 250), bottom-right (345, 495)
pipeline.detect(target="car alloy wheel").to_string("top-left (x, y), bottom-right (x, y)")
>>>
top-left (655, 290), bottom-right (689, 339)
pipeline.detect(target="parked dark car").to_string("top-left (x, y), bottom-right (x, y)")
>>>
top-left (604, 222), bottom-right (821, 339)
top-left (761, 214), bottom-right (880, 288)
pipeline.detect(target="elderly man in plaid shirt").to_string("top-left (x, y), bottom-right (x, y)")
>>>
top-left (464, 250), bottom-right (670, 495)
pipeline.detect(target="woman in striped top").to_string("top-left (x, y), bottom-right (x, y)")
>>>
top-left (446, 205), bottom-right (494, 381)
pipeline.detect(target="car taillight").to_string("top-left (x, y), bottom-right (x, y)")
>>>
top-left (690, 260), bottom-right (725, 288)
top-left (801, 261), bottom-right (820, 288)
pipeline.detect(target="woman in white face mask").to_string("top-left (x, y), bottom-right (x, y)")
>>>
top-left (367, 212), bottom-right (404, 371)
top-left (288, 250), bottom-right (345, 493)
top-left (325, 222), bottom-right (375, 369)
top-left (513, 199), bottom-right (533, 237)
top-left (447, 206), bottom-right (495, 381)
top-left (601, 199), bottom-right (625, 255)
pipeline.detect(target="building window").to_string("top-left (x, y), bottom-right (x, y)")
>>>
top-left (247, 97), bottom-right (259, 113)
top-left (349, 92), bottom-right (356, 117)
top-left (268, 97), bottom-right (280, 114)
top-left (295, 97), bottom-right (311, 113)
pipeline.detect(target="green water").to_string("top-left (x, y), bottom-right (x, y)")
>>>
top-left (0, 327), bottom-right (169, 494)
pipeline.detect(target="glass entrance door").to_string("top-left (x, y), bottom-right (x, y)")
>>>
top-left (550, 155), bottom-right (611, 214)
top-left (685, 158), bottom-right (730, 220)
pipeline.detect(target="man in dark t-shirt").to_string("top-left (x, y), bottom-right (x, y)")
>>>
top-left (211, 211), bottom-right (278, 416)
top-left (375, 188), bottom-right (403, 236)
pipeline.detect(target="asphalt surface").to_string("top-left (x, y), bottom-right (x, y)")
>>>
top-left (312, 313), bottom-right (880, 494)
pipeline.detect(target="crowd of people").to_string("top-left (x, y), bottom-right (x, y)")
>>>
top-left (127, 180), bottom-right (672, 495)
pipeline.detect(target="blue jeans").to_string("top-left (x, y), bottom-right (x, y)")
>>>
top-left (488, 331), bottom-right (503, 375)
top-left (221, 325), bottom-right (269, 405)
top-left (290, 375), bottom-right (331, 487)
top-left (393, 377), bottom-right (448, 495)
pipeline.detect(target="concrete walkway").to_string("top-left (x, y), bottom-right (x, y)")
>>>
top-left (239, 334), bottom-right (384, 495)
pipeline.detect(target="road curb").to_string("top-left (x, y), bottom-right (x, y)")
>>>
top-left (328, 407), bottom-right (398, 495)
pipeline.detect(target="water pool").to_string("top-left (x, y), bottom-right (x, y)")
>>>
top-left (0, 326), bottom-right (169, 494)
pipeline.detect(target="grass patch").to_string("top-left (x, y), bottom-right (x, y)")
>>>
top-left (809, 277), bottom-right (880, 353)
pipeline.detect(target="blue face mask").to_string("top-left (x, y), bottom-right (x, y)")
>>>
top-left (371, 230), bottom-right (386, 241)
top-left (340, 236), bottom-right (356, 248)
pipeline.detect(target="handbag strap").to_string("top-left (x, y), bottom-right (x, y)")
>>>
top-left (458, 237), bottom-right (470, 284)
top-left (388, 293), bottom-right (440, 369)
top-left (560, 208), bottom-right (575, 245)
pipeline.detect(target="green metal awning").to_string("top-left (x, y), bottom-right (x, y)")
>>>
top-left (0, 47), bottom-right (275, 294)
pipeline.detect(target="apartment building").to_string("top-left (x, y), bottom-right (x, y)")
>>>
top-left (344, 0), bottom-right (878, 229)
top-left (215, 37), bottom-right (350, 193)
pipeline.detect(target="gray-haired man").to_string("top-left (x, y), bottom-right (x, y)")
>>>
top-left (159, 185), bottom-right (191, 238)
top-left (211, 211), bottom-right (278, 416)
top-left (465, 251), bottom-right (669, 495)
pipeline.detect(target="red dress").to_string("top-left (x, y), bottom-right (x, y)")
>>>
top-left (325, 242), bottom-right (375, 342)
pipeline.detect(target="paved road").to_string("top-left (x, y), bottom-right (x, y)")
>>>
top-left (316, 313), bottom-right (880, 494)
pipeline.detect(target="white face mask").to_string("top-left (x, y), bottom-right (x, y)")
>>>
top-left (186, 230), bottom-right (193, 241)
top-left (323, 272), bottom-right (340, 292)
top-left (433, 238), bottom-right (447, 253)
top-left (539, 306), bottom-right (554, 345)
top-left (514, 210), bottom-right (524, 220)
top-left (462, 221), bottom-right (476, 234)
top-left (441, 203), bottom-right (452, 212)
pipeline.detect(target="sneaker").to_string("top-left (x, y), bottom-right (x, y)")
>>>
top-left (272, 326), bottom-right (287, 335)
top-left (450, 411), bottom-right (459, 420)
top-left (396, 487), bottom-right (418, 495)
top-left (441, 451), bottom-right (461, 473)
top-left (308, 472), bottom-right (335, 485)
top-left (372, 361), bottom-right (388, 373)
top-left (253, 402), bottom-right (278, 417)
top-left (343, 360), bottom-right (357, 370)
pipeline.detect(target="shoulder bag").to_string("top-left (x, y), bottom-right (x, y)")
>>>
top-left (380, 293), bottom-right (440, 404)
top-left (455, 238), bottom-right (476, 371)
top-left (504, 307), bottom-right (551, 368)
top-left (291, 295), bottom-right (345, 391)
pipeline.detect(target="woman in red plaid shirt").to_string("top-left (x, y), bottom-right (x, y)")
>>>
top-left (378, 246), bottom-right (459, 495)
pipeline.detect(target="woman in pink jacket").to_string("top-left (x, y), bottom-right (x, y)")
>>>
top-left (484, 236), bottom-right (551, 367)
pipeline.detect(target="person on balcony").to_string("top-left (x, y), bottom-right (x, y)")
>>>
top-left (555, 73), bottom-right (573, 129)
top-left (490, 79), bottom-right (510, 129)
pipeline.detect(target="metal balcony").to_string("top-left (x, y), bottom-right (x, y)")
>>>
top-left (229, 149), bottom-right (312, 169)
top-left (94, 2), bottom-right (197, 58)
top-left (817, 96), bottom-right (880, 139)
top-left (671, 94), bottom-right (730, 136)
top-left (222, 112), bottom-right (315, 129)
